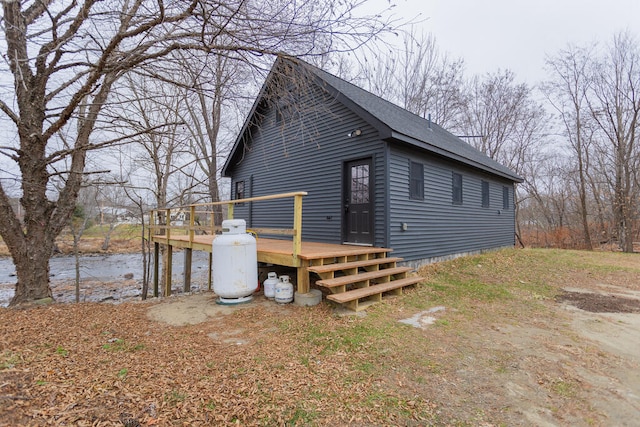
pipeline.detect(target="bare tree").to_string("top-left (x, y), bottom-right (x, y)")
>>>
top-left (457, 70), bottom-right (548, 177)
top-left (68, 185), bottom-right (99, 302)
top-left (175, 51), bottom-right (249, 226)
top-left (0, 0), bottom-right (398, 305)
top-left (357, 29), bottom-right (465, 129)
top-left (112, 73), bottom-right (194, 293)
top-left (93, 182), bottom-right (130, 251)
top-left (544, 45), bottom-right (596, 250)
top-left (587, 32), bottom-right (640, 253)
top-left (519, 155), bottom-right (572, 248)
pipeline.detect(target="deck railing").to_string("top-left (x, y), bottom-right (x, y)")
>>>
top-left (148, 191), bottom-right (308, 261)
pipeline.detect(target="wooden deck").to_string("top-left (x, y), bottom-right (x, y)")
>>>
top-left (155, 235), bottom-right (390, 263)
top-left (148, 192), bottom-right (422, 310)
top-left (151, 234), bottom-right (392, 295)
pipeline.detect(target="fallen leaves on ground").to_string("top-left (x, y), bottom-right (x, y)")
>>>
top-left (2, 248), bottom-right (640, 426)
top-left (0, 298), bottom-right (437, 426)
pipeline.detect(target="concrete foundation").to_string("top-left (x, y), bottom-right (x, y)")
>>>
top-left (293, 289), bottom-right (322, 307)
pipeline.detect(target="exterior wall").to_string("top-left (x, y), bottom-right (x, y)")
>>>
top-left (388, 145), bottom-right (516, 263)
top-left (228, 85), bottom-right (387, 245)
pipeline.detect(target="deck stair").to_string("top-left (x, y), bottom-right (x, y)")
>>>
top-left (308, 253), bottom-right (423, 311)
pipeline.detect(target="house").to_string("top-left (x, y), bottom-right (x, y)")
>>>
top-left (222, 57), bottom-right (523, 267)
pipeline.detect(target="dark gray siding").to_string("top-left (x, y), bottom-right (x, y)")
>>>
top-left (228, 85), bottom-right (387, 245)
top-left (389, 145), bottom-right (516, 262)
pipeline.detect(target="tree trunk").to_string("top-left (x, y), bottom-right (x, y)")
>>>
top-left (577, 156), bottom-right (593, 250)
top-left (208, 174), bottom-right (224, 227)
top-left (74, 240), bottom-right (81, 303)
top-left (71, 217), bottom-right (88, 303)
top-left (141, 220), bottom-right (149, 301)
top-left (101, 223), bottom-right (116, 251)
top-left (11, 242), bottom-right (54, 304)
top-left (619, 201), bottom-right (635, 253)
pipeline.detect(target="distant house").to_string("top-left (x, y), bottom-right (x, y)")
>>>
top-left (98, 205), bottom-right (139, 224)
top-left (222, 57), bottom-right (523, 266)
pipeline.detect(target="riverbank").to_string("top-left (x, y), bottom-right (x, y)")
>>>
top-left (0, 235), bottom-right (142, 258)
top-left (0, 248), bottom-right (211, 307)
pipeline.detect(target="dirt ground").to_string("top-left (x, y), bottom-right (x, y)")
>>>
top-left (141, 285), bottom-right (640, 426)
top-left (1, 248), bottom-right (639, 426)
top-left (463, 285), bottom-right (640, 426)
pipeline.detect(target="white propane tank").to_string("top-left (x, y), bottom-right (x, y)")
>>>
top-left (263, 272), bottom-right (278, 300)
top-left (275, 275), bottom-right (294, 304)
top-left (212, 219), bottom-right (257, 304)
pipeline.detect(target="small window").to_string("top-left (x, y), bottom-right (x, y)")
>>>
top-left (235, 181), bottom-right (245, 201)
top-left (409, 161), bottom-right (424, 200)
top-left (275, 95), bottom-right (298, 125)
top-left (452, 172), bottom-right (463, 205)
top-left (481, 181), bottom-right (490, 208)
top-left (503, 186), bottom-right (510, 210)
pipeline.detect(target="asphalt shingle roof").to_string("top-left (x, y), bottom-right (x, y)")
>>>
top-left (224, 57), bottom-right (523, 182)
top-left (304, 61), bottom-right (523, 182)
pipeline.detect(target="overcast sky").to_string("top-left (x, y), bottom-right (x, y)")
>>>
top-left (377, 0), bottom-right (640, 84)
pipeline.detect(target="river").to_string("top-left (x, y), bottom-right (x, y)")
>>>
top-left (0, 251), bottom-right (212, 307)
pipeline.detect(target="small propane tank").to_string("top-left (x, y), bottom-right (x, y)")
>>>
top-left (274, 275), bottom-right (294, 304)
top-left (263, 272), bottom-right (279, 300)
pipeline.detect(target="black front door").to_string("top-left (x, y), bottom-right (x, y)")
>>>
top-left (343, 158), bottom-right (374, 245)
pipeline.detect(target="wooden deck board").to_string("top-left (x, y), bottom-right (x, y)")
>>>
top-left (151, 235), bottom-right (391, 262)
top-left (326, 277), bottom-right (424, 304)
top-left (316, 266), bottom-right (413, 288)
top-left (308, 257), bottom-right (402, 274)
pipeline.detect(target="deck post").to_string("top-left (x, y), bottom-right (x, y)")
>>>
top-left (293, 194), bottom-right (303, 263)
top-left (297, 264), bottom-right (310, 294)
top-left (189, 206), bottom-right (195, 244)
top-left (183, 248), bottom-right (192, 292)
top-left (153, 242), bottom-right (159, 297)
top-left (227, 204), bottom-right (234, 220)
top-left (165, 245), bottom-right (173, 296)
top-left (165, 208), bottom-right (171, 245)
top-left (293, 194), bottom-right (308, 294)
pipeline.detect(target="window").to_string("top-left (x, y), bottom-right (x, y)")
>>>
top-left (409, 161), bottom-right (424, 200)
top-left (235, 181), bottom-right (245, 201)
top-left (503, 186), bottom-right (510, 210)
top-left (350, 164), bottom-right (370, 204)
top-left (481, 180), bottom-right (490, 208)
top-left (452, 172), bottom-right (463, 205)
top-left (274, 90), bottom-right (298, 125)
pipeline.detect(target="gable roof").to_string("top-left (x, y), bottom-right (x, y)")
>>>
top-left (223, 57), bottom-right (523, 183)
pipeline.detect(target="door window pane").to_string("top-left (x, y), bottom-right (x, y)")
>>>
top-left (350, 164), bottom-right (369, 204)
